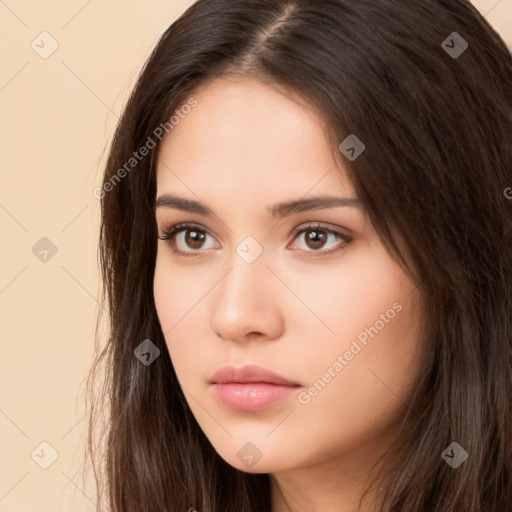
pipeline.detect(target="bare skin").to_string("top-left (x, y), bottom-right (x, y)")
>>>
top-left (153, 76), bottom-right (424, 512)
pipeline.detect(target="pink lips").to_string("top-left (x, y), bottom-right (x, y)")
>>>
top-left (209, 365), bottom-right (301, 411)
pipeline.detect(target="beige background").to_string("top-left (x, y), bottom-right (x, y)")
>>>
top-left (0, 1), bottom-right (510, 511)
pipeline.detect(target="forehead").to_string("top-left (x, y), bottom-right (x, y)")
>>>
top-left (155, 77), bottom-right (354, 200)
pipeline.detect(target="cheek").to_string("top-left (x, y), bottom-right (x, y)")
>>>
top-left (153, 256), bottom-right (189, 364)
top-left (277, 240), bottom-right (417, 356)
top-left (153, 256), bottom-right (174, 332)
top-left (153, 253), bottom-right (215, 376)
top-left (295, 291), bottom-right (422, 452)
top-left (153, 250), bottom-right (212, 329)
top-left (291, 244), bottom-right (423, 430)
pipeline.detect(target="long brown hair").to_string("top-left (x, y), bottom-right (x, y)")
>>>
top-left (84, 1), bottom-right (512, 510)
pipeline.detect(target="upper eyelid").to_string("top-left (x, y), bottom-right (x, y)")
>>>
top-left (158, 222), bottom-right (215, 240)
top-left (160, 221), bottom-right (220, 241)
top-left (158, 221), bottom-right (346, 235)
top-left (290, 222), bottom-right (349, 236)
top-left (158, 222), bottom-right (349, 245)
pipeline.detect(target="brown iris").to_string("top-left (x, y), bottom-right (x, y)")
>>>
top-left (304, 228), bottom-right (327, 250)
top-left (184, 229), bottom-right (206, 249)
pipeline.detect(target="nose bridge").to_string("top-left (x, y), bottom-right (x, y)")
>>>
top-left (218, 242), bottom-right (269, 312)
top-left (211, 239), bottom-right (281, 340)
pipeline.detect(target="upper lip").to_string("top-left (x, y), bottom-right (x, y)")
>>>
top-left (209, 365), bottom-right (301, 386)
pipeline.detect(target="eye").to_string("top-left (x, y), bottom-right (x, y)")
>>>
top-left (157, 222), bottom-right (219, 257)
top-left (157, 222), bottom-right (353, 258)
top-left (288, 223), bottom-right (353, 256)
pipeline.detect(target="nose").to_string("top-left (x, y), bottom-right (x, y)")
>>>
top-left (210, 249), bottom-right (284, 343)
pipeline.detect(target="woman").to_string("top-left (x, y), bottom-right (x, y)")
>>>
top-left (85, 1), bottom-right (512, 510)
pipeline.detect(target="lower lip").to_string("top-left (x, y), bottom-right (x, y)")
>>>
top-left (211, 383), bottom-right (299, 411)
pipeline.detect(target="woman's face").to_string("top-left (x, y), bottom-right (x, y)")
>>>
top-left (153, 77), bottom-right (424, 474)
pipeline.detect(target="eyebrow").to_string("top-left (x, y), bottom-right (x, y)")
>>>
top-left (154, 193), bottom-right (361, 218)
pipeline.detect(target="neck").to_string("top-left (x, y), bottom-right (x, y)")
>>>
top-left (269, 425), bottom-right (399, 512)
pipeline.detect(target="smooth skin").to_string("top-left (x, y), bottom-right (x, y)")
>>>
top-left (153, 77), bottom-right (424, 512)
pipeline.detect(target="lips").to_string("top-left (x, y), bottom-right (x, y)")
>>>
top-left (209, 364), bottom-right (301, 386)
top-left (209, 365), bottom-right (302, 411)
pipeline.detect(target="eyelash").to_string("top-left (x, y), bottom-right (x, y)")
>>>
top-left (157, 222), bottom-right (353, 258)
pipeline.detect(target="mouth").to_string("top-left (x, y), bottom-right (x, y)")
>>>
top-left (209, 364), bottom-right (302, 411)
top-left (211, 382), bottom-right (299, 411)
